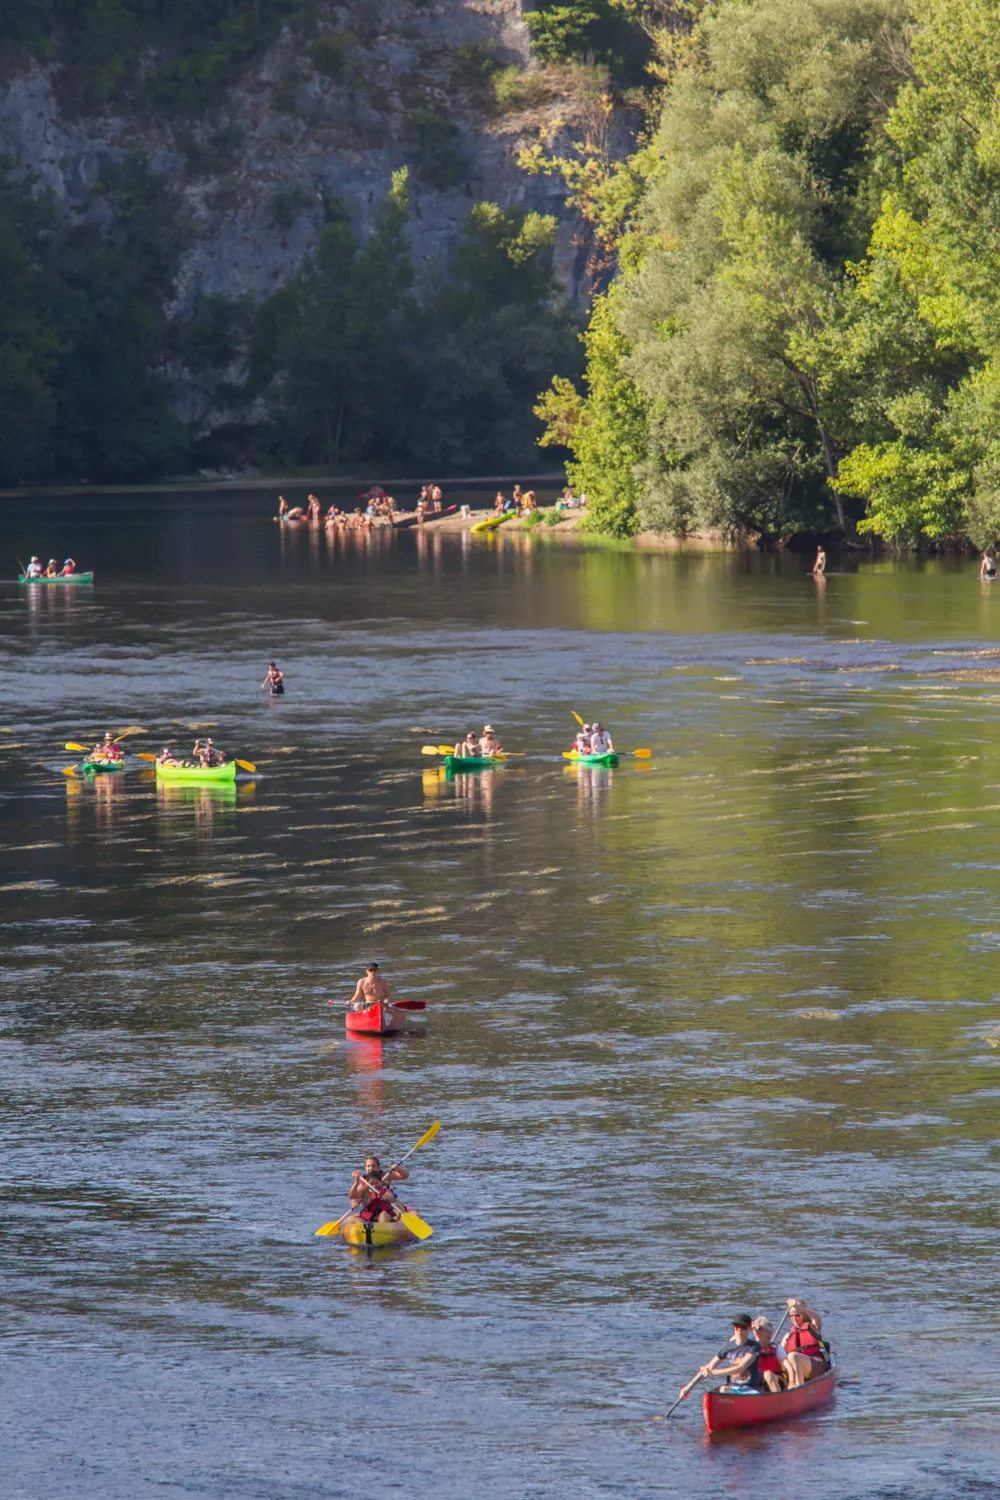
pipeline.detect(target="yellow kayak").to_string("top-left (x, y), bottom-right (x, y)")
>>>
top-left (338, 1212), bottom-right (418, 1247)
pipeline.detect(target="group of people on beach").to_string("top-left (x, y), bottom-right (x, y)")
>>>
top-left (493, 485), bottom-right (537, 517)
top-left (276, 485), bottom-right (451, 530)
top-left (24, 556), bottom-right (80, 577)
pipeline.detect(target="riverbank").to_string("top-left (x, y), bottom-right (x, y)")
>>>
top-left (398, 506), bottom-right (746, 552)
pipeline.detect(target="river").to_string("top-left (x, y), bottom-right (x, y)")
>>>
top-left (2, 487), bottom-right (999, 1498)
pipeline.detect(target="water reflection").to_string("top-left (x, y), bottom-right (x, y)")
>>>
top-left (156, 779), bottom-right (238, 841)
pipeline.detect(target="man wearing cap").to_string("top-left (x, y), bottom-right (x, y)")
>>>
top-left (689, 1315), bottom-right (763, 1396)
top-left (479, 725), bottom-right (503, 756)
top-left (60, 559), bottom-right (77, 576)
top-left (343, 962), bottom-right (391, 1013)
top-left (25, 556), bottom-right (43, 578)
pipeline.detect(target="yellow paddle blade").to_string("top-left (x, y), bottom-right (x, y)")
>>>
top-left (633, 749), bottom-right (651, 758)
top-left (137, 752), bottom-right (157, 761)
top-left (422, 745), bottom-right (444, 755)
top-left (413, 1119), bottom-right (441, 1150)
top-left (399, 1210), bottom-right (433, 1240)
top-left (572, 711), bottom-right (585, 726)
top-left (315, 1217), bottom-right (345, 1237)
top-left (562, 750), bottom-right (576, 759)
top-left (62, 765), bottom-right (77, 776)
top-left (437, 745), bottom-right (454, 754)
top-left (65, 742), bottom-right (87, 752)
top-left (235, 759), bottom-right (256, 773)
top-left (116, 726), bottom-right (147, 738)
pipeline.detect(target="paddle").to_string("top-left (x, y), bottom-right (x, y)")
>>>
top-left (389, 999), bottom-right (426, 1011)
top-left (664, 1307), bottom-right (792, 1420)
top-left (62, 765), bottom-right (78, 776)
top-left (137, 751), bottom-right (256, 772)
top-left (235, 759), bottom-right (256, 773)
top-left (423, 744), bottom-right (523, 759)
top-left (315, 1120), bottom-right (440, 1239)
top-left (572, 711), bottom-right (585, 726)
top-left (65, 742), bottom-right (88, 753)
top-left (137, 753), bottom-right (157, 761)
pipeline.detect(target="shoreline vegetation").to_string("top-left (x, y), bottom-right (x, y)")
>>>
top-left (6, 2), bottom-right (1000, 558)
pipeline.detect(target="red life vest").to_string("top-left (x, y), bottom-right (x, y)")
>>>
top-left (359, 1192), bottom-right (393, 1223)
top-left (757, 1342), bottom-right (783, 1375)
top-left (785, 1318), bottom-right (828, 1360)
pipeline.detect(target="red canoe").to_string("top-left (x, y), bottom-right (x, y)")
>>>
top-left (345, 1001), bottom-right (401, 1037)
top-left (703, 1370), bottom-right (836, 1433)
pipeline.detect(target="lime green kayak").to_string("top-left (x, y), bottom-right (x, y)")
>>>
top-left (444, 753), bottom-right (505, 772)
top-left (155, 760), bottom-right (236, 783)
top-left (565, 751), bottom-right (619, 767)
top-left (19, 572), bottom-right (94, 584)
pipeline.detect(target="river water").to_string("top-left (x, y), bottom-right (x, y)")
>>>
top-left (3, 488), bottom-right (1000, 1498)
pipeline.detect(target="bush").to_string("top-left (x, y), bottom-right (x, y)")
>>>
top-left (450, 38), bottom-right (503, 88)
top-left (493, 66), bottom-right (553, 112)
top-left (310, 31), bottom-right (357, 81)
top-left (523, 1), bottom-right (650, 82)
top-left (409, 110), bottom-right (466, 188)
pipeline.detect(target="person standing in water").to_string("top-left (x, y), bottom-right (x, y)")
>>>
top-left (812, 546), bottom-right (827, 576)
top-left (981, 550), bottom-right (997, 580)
top-left (262, 662), bottom-right (284, 696)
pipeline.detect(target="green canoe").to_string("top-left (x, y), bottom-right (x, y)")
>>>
top-left (80, 758), bottom-right (125, 774)
top-left (155, 759), bottom-right (237, 783)
top-left (565, 751), bottom-right (619, 767)
top-left (443, 753), bottom-right (506, 772)
top-left (18, 572), bottom-right (94, 584)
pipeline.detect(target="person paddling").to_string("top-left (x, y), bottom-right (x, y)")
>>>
top-left (262, 661), bottom-right (284, 696)
top-left (574, 724), bottom-right (593, 755)
top-left (349, 1155), bottom-right (411, 1224)
top-left (590, 722), bottom-right (614, 755)
top-left (91, 731), bottom-right (123, 764)
top-left (341, 962), bottom-right (391, 1013)
top-left (782, 1298), bottom-right (831, 1388)
top-left (60, 558), bottom-right (77, 576)
top-left (479, 725), bottom-right (503, 756)
top-left (680, 1314), bottom-right (763, 1400)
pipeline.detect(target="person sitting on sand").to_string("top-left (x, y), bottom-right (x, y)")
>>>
top-left (454, 731), bottom-right (479, 758)
top-left (479, 725), bottom-right (503, 756)
top-left (343, 962), bottom-right (391, 1013)
top-left (262, 662), bottom-right (284, 696)
top-left (349, 1156), bottom-right (410, 1223)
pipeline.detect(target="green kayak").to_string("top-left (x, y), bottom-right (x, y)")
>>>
top-left (565, 751), bottom-right (619, 767)
top-left (80, 758), bottom-right (125, 774)
top-left (19, 572), bottom-right (94, 584)
top-left (444, 753), bottom-right (506, 772)
top-left (155, 759), bottom-right (236, 783)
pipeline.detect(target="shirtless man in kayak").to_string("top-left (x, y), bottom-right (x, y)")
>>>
top-left (479, 725), bottom-right (503, 755)
top-left (341, 963), bottom-right (391, 1013)
top-left (349, 1156), bottom-right (410, 1222)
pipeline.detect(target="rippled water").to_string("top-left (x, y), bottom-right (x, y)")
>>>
top-left (3, 489), bottom-right (1000, 1498)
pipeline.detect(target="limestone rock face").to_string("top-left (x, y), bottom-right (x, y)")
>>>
top-left (0, 0), bottom-right (598, 330)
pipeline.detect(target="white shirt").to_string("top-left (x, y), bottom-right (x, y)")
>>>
top-left (26, 562), bottom-right (43, 577)
top-left (591, 732), bottom-right (612, 754)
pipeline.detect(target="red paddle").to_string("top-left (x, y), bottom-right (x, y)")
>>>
top-left (389, 1000), bottom-right (426, 1011)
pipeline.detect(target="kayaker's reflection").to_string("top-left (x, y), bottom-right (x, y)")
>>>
top-left (570, 762), bottom-right (613, 811)
top-left (450, 768), bottom-right (497, 817)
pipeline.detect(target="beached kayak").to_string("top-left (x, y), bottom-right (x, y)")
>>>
top-left (18, 572), bottom-right (94, 584)
top-left (470, 514), bottom-right (512, 533)
top-left (337, 1212), bottom-right (418, 1248)
top-left (443, 753), bottom-right (506, 772)
top-left (565, 751), bottom-right (619, 767)
top-left (703, 1370), bottom-right (836, 1433)
top-left (154, 760), bottom-right (237, 783)
top-left (346, 1000), bottom-right (401, 1037)
top-left (80, 758), bottom-right (125, 774)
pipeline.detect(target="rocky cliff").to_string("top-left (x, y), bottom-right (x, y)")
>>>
top-left (0, 0), bottom-right (612, 433)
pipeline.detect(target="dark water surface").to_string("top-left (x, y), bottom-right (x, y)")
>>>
top-left (3, 489), bottom-right (1000, 1498)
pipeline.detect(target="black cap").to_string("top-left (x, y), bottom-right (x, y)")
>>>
top-left (731, 1314), bottom-right (753, 1329)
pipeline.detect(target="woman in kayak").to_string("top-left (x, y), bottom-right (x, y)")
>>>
top-left (349, 1156), bottom-right (410, 1223)
top-left (60, 559), bottom-right (77, 576)
top-left (43, 558), bottom-right (58, 577)
top-left (454, 731), bottom-right (479, 757)
top-left (91, 732), bottom-right (123, 764)
top-left (689, 1314), bottom-right (763, 1396)
top-left (262, 662), bottom-right (284, 696)
top-left (574, 725), bottom-right (593, 755)
top-left (751, 1316), bottom-right (785, 1393)
top-left (158, 745), bottom-right (181, 767)
top-left (782, 1299), bottom-right (830, 1388)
